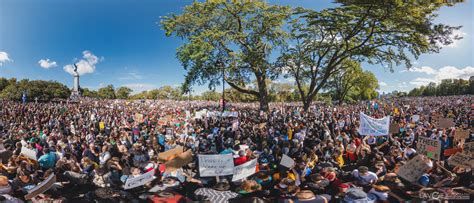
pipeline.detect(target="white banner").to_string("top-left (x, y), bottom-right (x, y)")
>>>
top-left (232, 159), bottom-right (258, 181)
top-left (198, 154), bottom-right (234, 177)
top-left (21, 147), bottom-right (37, 161)
top-left (358, 112), bottom-right (390, 136)
top-left (124, 169), bottom-right (155, 190)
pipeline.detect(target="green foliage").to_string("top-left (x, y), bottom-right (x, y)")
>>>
top-left (277, 0), bottom-right (461, 110)
top-left (116, 86), bottom-right (133, 99)
top-left (161, 0), bottom-right (292, 111)
top-left (408, 77), bottom-right (473, 97)
top-left (81, 88), bottom-right (99, 98)
top-left (97, 85), bottom-right (116, 99)
top-left (0, 77), bottom-right (70, 101)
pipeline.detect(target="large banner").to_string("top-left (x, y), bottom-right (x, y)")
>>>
top-left (198, 154), bottom-right (234, 177)
top-left (358, 112), bottom-right (390, 136)
top-left (397, 155), bottom-right (430, 183)
top-left (232, 159), bottom-right (258, 181)
top-left (124, 169), bottom-right (155, 190)
top-left (417, 136), bottom-right (441, 160)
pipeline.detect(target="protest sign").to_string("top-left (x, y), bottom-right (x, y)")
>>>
top-left (280, 154), bottom-right (295, 168)
top-left (239, 145), bottom-right (249, 152)
top-left (198, 154), bottom-right (234, 177)
top-left (232, 159), bottom-right (258, 181)
top-left (412, 115), bottom-right (420, 122)
top-left (134, 113), bottom-right (144, 123)
top-left (25, 174), bottom-right (56, 200)
top-left (448, 152), bottom-right (472, 168)
top-left (165, 128), bottom-right (174, 136)
top-left (21, 147), bottom-right (37, 161)
top-left (438, 118), bottom-right (454, 129)
top-left (455, 129), bottom-right (470, 141)
top-left (124, 169), bottom-right (155, 190)
top-left (99, 122), bottom-right (105, 130)
top-left (358, 112), bottom-right (390, 136)
top-left (389, 123), bottom-right (400, 134)
top-left (158, 146), bottom-right (185, 162)
top-left (417, 136), bottom-right (441, 160)
top-left (397, 155), bottom-right (430, 183)
top-left (443, 148), bottom-right (462, 157)
top-left (463, 142), bottom-right (474, 157)
top-left (165, 149), bottom-right (193, 173)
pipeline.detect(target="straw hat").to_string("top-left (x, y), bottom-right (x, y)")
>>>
top-left (0, 176), bottom-right (8, 186)
top-left (295, 190), bottom-right (315, 200)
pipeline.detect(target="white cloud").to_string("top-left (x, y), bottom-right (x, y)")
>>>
top-left (38, 59), bottom-right (57, 69)
top-left (63, 50), bottom-right (102, 76)
top-left (379, 82), bottom-right (387, 86)
top-left (440, 29), bottom-right (467, 48)
top-left (0, 51), bottom-right (12, 66)
top-left (408, 66), bottom-right (474, 87)
top-left (407, 66), bottom-right (437, 75)
top-left (123, 83), bottom-right (156, 93)
top-left (409, 77), bottom-right (436, 86)
top-left (119, 71), bottom-right (143, 80)
top-left (398, 82), bottom-right (408, 88)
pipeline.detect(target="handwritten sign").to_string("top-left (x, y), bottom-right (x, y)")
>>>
top-left (358, 112), bottom-right (390, 136)
top-left (21, 147), bottom-right (37, 161)
top-left (448, 152), bottom-right (472, 168)
top-left (124, 169), bottom-right (155, 190)
top-left (397, 155), bottom-right (430, 183)
top-left (164, 149), bottom-right (193, 173)
top-left (455, 129), bottom-right (470, 141)
top-left (25, 174), bottom-right (56, 200)
top-left (417, 136), bottom-right (441, 160)
top-left (280, 154), bottom-right (295, 168)
top-left (463, 142), bottom-right (474, 157)
top-left (438, 118), bottom-right (454, 129)
top-left (389, 123), bottom-right (400, 134)
top-left (232, 159), bottom-right (258, 181)
top-left (198, 154), bottom-right (234, 177)
top-left (135, 113), bottom-right (144, 123)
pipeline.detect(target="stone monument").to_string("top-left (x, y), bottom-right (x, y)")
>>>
top-left (71, 63), bottom-right (80, 97)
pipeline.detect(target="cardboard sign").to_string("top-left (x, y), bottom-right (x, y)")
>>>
top-left (198, 154), bottom-right (234, 177)
top-left (438, 118), bottom-right (454, 129)
top-left (448, 152), bottom-right (472, 168)
top-left (417, 136), bottom-right (441, 160)
top-left (463, 142), bottom-right (474, 157)
top-left (99, 122), bottom-right (105, 130)
top-left (124, 169), bottom-right (155, 190)
top-left (158, 146), bottom-right (185, 162)
top-left (164, 149), bottom-right (193, 173)
top-left (397, 155), bottom-right (430, 183)
top-left (25, 174), bottom-right (56, 200)
top-left (135, 113), bottom-right (144, 123)
top-left (455, 129), bottom-right (470, 141)
top-left (21, 147), bottom-right (37, 161)
top-left (280, 154), bottom-right (295, 168)
top-left (232, 159), bottom-right (258, 181)
top-left (389, 123), bottom-right (400, 134)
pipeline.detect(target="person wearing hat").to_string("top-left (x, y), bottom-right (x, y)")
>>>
top-left (278, 190), bottom-right (331, 203)
top-left (342, 187), bottom-right (372, 203)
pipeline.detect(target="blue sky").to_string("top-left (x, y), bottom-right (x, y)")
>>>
top-left (0, 0), bottom-right (473, 95)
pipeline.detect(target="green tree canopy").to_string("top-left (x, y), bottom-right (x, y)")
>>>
top-left (161, 0), bottom-right (292, 111)
top-left (97, 85), bottom-right (116, 99)
top-left (116, 86), bottom-right (133, 99)
top-left (277, 0), bottom-right (461, 110)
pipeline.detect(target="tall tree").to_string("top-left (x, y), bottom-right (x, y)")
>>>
top-left (161, 0), bottom-right (291, 111)
top-left (97, 85), bottom-right (116, 99)
top-left (278, 0), bottom-right (461, 111)
top-left (116, 86), bottom-right (133, 99)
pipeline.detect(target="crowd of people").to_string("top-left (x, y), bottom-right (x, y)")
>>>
top-left (0, 95), bottom-right (472, 202)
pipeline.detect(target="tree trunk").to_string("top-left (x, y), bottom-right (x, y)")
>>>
top-left (257, 77), bottom-right (269, 112)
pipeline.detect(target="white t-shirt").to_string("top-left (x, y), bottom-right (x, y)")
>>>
top-left (352, 169), bottom-right (378, 185)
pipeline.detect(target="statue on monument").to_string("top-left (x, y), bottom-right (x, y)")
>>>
top-left (71, 63), bottom-right (81, 98)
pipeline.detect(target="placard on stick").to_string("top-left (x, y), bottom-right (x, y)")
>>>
top-left (448, 152), bottom-right (472, 168)
top-left (25, 174), bottom-right (56, 200)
